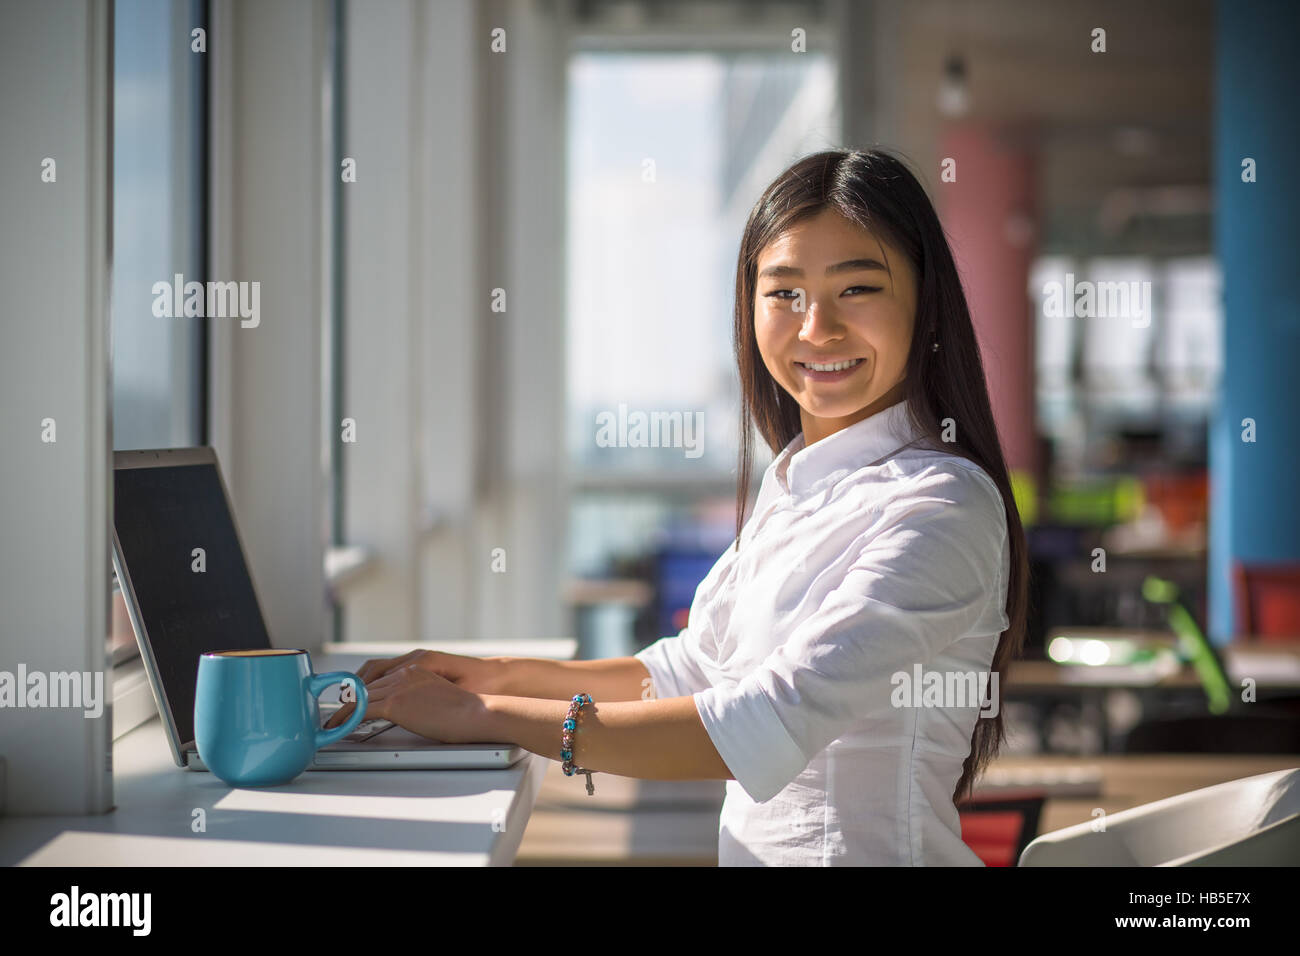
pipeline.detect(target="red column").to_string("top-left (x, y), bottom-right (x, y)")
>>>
top-left (935, 124), bottom-right (1039, 479)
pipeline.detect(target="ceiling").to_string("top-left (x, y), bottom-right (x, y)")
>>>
top-left (895, 0), bottom-right (1215, 255)
top-left (567, 0), bottom-right (1217, 255)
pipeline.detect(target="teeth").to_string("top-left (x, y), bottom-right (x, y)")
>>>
top-left (804, 358), bottom-right (862, 372)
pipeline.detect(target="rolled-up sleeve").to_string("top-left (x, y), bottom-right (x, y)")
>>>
top-left (692, 469), bottom-right (1009, 804)
top-left (635, 624), bottom-right (715, 699)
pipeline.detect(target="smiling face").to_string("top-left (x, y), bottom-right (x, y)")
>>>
top-left (754, 207), bottom-right (917, 446)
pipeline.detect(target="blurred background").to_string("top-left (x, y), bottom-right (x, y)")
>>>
top-left (8, 0), bottom-right (1296, 861)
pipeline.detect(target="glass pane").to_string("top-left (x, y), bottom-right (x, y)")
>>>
top-left (111, 0), bottom-right (205, 451)
top-left (109, 0), bottom-right (206, 666)
top-left (565, 50), bottom-right (838, 655)
top-left (1079, 257), bottom-right (1158, 416)
top-left (566, 51), bottom-right (837, 477)
top-left (1159, 256), bottom-right (1221, 411)
top-left (1032, 254), bottom-right (1077, 439)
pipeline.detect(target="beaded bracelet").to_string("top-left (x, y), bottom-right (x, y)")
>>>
top-left (560, 692), bottom-right (596, 795)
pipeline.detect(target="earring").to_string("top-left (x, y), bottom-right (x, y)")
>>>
top-left (931, 339), bottom-right (940, 353)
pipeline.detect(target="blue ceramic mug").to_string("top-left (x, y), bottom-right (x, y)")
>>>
top-left (194, 649), bottom-right (368, 787)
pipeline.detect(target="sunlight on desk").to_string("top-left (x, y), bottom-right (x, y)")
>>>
top-left (19, 832), bottom-right (467, 866)
top-left (215, 787), bottom-right (519, 824)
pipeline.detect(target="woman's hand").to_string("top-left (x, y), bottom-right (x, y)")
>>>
top-left (322, 649), bottom-right (501, 734)
top-left (365, 649), bottom-right (503, 692)
top-left (322, 661), bottom-right (485, 742)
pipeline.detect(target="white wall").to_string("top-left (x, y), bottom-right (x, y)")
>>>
top-left (208, 0), bottom-right (328, 652)
top-left (477, 0), bottom-right (570, 645)
top-left (338, 0), bottom-right (568, 645)
top-left (0, 0), bottom-right (113, 815)
top-left (0, 0), bottom-right (570, 817)
top-left (337, 0), bottom-right (426, 645)
top-left (209, 0), bottom-right (572, 653)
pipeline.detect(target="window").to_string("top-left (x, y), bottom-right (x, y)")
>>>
top-left (111, 0), bottom-right (208, 451)
top-left (1158, 257), bottom-right (1221, 411)
top-left (566, 52), bottom-right (837, 478)
top-left (565, 49), bottom-right (838, 653)
top-left (1032, 254), bottom-right (1222, 464)
top-left (109, 0), bottom-right (209, 667)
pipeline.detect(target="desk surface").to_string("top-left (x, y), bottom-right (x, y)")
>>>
top-left (0, 716), bottom-right (546, 866)
top-left (0, 647), bottom-right (554, 867)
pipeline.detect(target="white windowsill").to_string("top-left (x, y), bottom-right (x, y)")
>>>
top-left (325, 545), bottom-right (377, 592)
top-left (111, 656), bottom-right (159, 741)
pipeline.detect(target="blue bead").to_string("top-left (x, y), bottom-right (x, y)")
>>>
top-left (561, 749), bottom-right (572, 760)
top-left (572, 694), bottom-right (584, 703)
top-left (563, 718), bottom-right (575, 730)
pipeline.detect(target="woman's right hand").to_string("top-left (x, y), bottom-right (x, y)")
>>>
top-left (353, 649), bottom-right (504, 696)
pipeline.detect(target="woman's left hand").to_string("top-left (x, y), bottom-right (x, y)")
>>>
top-left (323, 663), bottom-right (483, 743)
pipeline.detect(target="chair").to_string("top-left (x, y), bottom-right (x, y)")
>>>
top-left (1233, 560), bottom-right (1300, 641)
top-left (958, 791), bottom-right (1046, 867)
top-left (1018, 767), bottom-right (1300, 865)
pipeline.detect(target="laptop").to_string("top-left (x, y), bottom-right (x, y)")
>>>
top-left (111, 446), bottom-right (526, 771)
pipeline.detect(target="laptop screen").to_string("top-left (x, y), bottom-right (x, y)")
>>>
top-left (114, 457), bottom-right (271, 746)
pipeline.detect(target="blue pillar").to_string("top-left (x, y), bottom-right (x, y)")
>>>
top-left (1209, 0), bottom-right (1300, 642)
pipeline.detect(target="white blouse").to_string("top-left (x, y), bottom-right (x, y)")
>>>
top-left (635, 398), bottom-right (1011, 866)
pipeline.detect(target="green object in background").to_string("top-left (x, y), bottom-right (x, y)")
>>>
top-left (1143, 575), bottom-right (1232, 715)
top-left (1141, 576), bottom-right (1179, 604)
top-left (1049, 476), bottom-right (1145, 526)
top-left (1009, 469), bottom-right (1037, 526)
top-left (1113, 476), bottom-right (1144, 523)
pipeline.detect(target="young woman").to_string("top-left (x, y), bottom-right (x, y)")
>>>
top-left (325, 147), bottom-right (1028, 866)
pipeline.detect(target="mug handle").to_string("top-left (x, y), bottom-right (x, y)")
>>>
top-left (311, 671), bottom-right (369, 749)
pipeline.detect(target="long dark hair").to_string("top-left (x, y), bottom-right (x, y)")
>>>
top-left (731, 147), bottom-right (1029, 804)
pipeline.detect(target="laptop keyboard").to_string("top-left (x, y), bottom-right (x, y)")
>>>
top-left (345, 718), bottom-right (394, 741)
top-left (323, 715), bottom-right (395, 742)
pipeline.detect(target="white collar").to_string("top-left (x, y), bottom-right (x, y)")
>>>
top-left (772, 399), bottom-right (927, 498)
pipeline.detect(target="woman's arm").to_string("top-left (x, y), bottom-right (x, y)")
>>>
top-left (339, 650), bottom-right (656, 704)
top-left (475, 692), bottom-right (734, 782)
top-left (482, 655), bottom-right (656, 702)
top-left (328, 653), bottom-right (734, 781)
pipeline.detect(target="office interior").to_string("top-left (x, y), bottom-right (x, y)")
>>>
top-left (1, 0), bottom-right (1298, 867)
